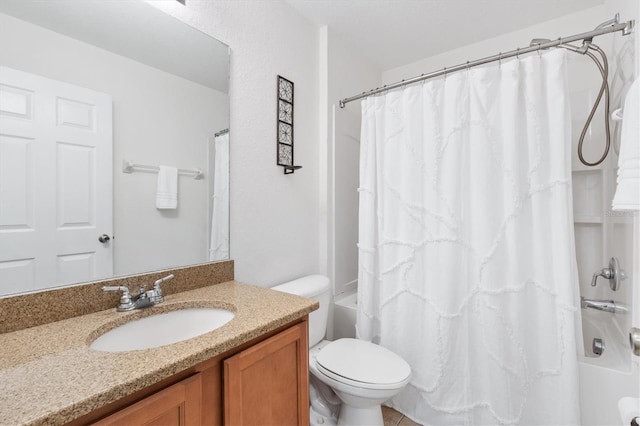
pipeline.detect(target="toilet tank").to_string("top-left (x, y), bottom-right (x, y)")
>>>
top-left (271, 275), bottom-right (331, 347)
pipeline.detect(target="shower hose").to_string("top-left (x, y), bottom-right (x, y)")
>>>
top-left (567, 42), bottom-right (611, 167)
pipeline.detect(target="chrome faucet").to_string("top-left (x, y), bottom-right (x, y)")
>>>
top-left (580, 296), bottom-right (628, 314)
top-left (590, 257), bottom-right (624, 291)
top-left (103, 274), bottom-right (174, 311)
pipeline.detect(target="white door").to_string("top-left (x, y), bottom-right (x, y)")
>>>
top-left (0, 66), bottom-right (113, 295)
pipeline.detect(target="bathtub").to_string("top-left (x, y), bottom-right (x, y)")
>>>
top-left (333, 291), bottom-right (357, 339)
top-left (578, 309), bottom-right (639, 425)
top-left (580, 309), bottom-right (631, 372)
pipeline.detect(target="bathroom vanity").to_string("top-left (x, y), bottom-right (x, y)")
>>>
top-left (0, 279), bottom-right (317, 425)
top-left (81, 320), bottom-right (308, 425)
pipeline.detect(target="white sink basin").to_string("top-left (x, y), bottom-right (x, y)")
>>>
top-left (90, 308), bottom-right (235, 352)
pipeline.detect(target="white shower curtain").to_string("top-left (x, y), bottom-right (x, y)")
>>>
top-left (357, 49), bottom-right (581, 425)
top-left (209, 132), bottom-right (229, 261)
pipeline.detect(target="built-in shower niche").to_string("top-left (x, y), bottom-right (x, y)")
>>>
top-left (573, 170), bottom-right (603, 220)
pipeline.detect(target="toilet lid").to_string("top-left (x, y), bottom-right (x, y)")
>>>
top-left (315, 338), bottom-right (411, 386)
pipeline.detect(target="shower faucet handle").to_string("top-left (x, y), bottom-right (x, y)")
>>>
top-left (590, 267), bottom-right (613, 284)
top-left (590, 257), bottom-right (624, 291)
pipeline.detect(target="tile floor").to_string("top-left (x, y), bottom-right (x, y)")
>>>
top-left (382, 406), bottom-right (422, 426)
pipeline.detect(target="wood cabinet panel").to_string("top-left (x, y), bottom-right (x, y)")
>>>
top-left (223, 321), bottom-right (309, 426)
top-left (72, 318), bottom-right (309, 426)
top-left (92, 374), bottom-right (202, 426)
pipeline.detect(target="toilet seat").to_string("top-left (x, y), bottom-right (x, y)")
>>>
top-left (315, 338), bottom-right (411, 390)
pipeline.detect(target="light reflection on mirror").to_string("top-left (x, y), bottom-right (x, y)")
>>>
top-left (0, 0), bottom-right (230, 297)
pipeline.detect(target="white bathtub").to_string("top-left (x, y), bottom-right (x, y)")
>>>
top-left (580, 309), bottom-right (631, 372)
top-left (333, 291), bottom-right (357, 339)
top-left (578, 310), bottom-right (639, 425)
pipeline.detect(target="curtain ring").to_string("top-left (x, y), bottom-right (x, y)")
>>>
top-left (516, 47), bottom-right (520, 60)
top-left (443, 66), bottom-right (447, 80)
top-left (466, 61), bottom-right (470, 72)
top-left (498, 52), bottom-right (502, 67)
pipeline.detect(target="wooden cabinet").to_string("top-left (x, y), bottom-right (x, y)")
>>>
top-left (224, 321), bottom-right (309, 425)
top-left (92, 374), bottom-right (202, 426)
top-left (72, 318), bottom-right (308, 426)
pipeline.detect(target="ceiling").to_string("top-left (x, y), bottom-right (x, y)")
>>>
top-left (286, 0), bottom-right (605, 70)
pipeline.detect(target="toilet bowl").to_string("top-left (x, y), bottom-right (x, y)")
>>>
top-left (272, 275), bottom-right (411, 426)
top-left (310, 339), bottom-right (411, 425)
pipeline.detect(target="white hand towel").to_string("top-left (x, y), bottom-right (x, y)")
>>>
top-left (612, 77), bottom-right (640, 211)
top-left (156, 165), bottom-right (178, 209)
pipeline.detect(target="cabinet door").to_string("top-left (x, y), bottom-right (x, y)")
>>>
top-left (224, 322), bottom-right (309, 426)
top-left (92, 373), bottom-right (202, 426)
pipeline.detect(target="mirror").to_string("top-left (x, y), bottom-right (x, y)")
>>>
top-left (0, 0), bottom-right (230, 296)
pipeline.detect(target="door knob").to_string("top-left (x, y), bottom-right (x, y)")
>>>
top-left (98, 234), bottom-right (111, 243)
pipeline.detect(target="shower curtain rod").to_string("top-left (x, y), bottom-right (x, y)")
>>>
top-left (339, 17), bottom-right (634, 108)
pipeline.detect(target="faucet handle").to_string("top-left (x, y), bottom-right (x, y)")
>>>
top-left (590, 257), bottom-right (624, 291)
top-left (153, 274), bottom-right (174, 295)
top-left (102, 285), bottom-right (130, 295)
top-left (154, 274), bottom-right (174, 289)
top-left (590, 268), bottom-right (611, 286)
top-left (148, 274), bottom-right (173, 304)
top-left (102, 286), bottom-right (135, 311)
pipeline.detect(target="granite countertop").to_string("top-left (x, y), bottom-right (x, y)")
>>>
top-left (0, 281), bottom-right (318, 425)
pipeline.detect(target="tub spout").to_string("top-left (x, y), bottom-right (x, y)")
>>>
top-left (581, 297), bottom-right (628, 314)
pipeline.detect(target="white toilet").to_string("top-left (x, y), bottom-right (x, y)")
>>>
top-left (272, 275), bottom-right (411, 426)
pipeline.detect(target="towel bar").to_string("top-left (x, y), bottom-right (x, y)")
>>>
top-left (122, 160), bottom-right (203, 179)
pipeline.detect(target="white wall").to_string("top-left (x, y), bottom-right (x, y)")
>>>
top-left (319, 27), bottom-right (381, 299)
top-left (383, 7), bottom-right (609, 84)
top-left (318, 26), bottom-right (381, 338)
top-left (0, 12), bottom-right (228, 277)
top-left (148, 0), bottom-right (321, 287)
